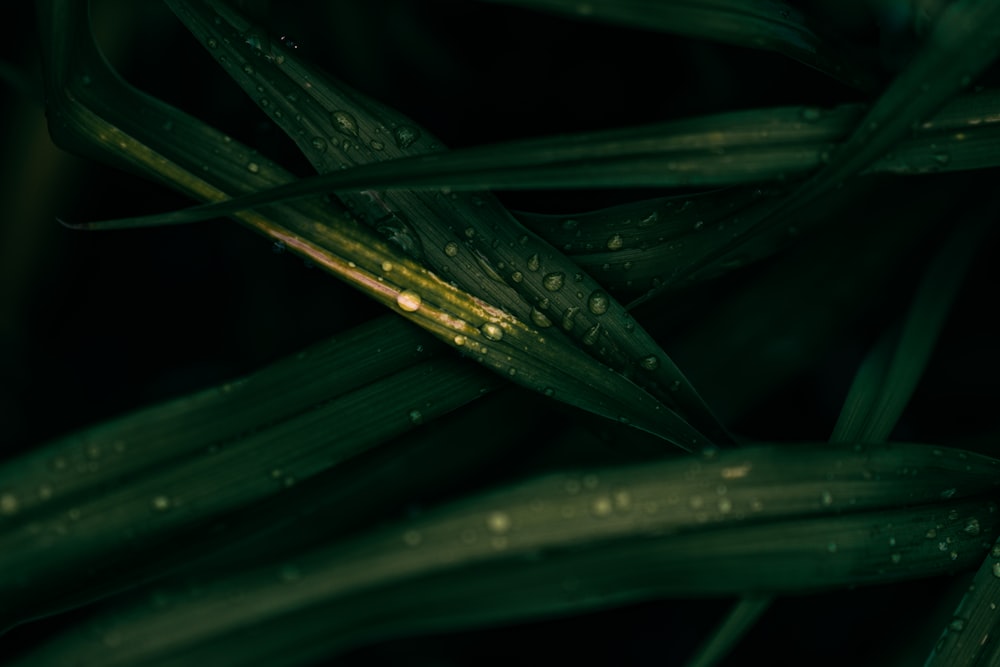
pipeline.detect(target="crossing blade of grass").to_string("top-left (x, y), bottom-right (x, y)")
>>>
top-left (0, 319), bottom-right (502, 632)
top-left (831, 204), bottom-right (991, 444)
top-left (12, 442), bottom-right (1000, 666)
top-left (923, 537), bottom-right (1000, 666)
top-left (673, 0), bottom-right (1000, 283)
top-left (39, 0), bottom-right (712, 449)
top-left (479, 0), bottom-right (878, 91)
top-left (166, 0), bottom-right (730, 444)
top-left (683, 596), bottom-right (772, 667)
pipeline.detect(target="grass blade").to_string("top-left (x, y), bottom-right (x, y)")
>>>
top-left (166, 0), bottom-right (731, 443)
top-left (12, 442), bottom-right (1000, 665)
top-left (36, 0), bottom-right (712, 449)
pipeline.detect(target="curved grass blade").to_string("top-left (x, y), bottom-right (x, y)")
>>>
top-left (37, 0), bottom-right (710, 449)
top-left (13, 443), bottom-right (1000, 666)
top-left (167, 0), bottom-right (730, 444)
top-left (924, 536), bottom-right (1000, 666)
top-left (831, 205), bottom-right (991, 444)
top-left (479, 0), bottom-right (878, 91)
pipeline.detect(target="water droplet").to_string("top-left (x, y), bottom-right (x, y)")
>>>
top-left (278, 564), bottom-right (302, 583)
top-left (443, 241), bottom-right (459, 257)
top-left (381, 261), bottom-right (394, 273)
top-left (246, 162), bottom-right (260, 174)
top-left (206, 38), bottom-right (218, 49)
top-left (393, 125), bottom-right (419, 149)
top-left (527, 254), bottom-right (541, 272)
top-left (640, 355), bottom-right (659, 371)
top-left (827, 541), bottom-right (838, 553)
top-left (965, 518), bottom-right (981, 536)
top-left (396, 290), bottom-right (422, 312)
top-left (486, 511), bottom-right (511, 533)
top-left (370, 140), bottom-right (385, 151)
top-left (933, 151), bottom-right (951, 166)
top-left (530, 307), bottom-right (552, 328)
top-left (310, 136), bottom-right (327, 152)
top-left (561, 306), bottom-right (579, 331)
top-left (480, 322), bottom-right (504, 341)
top-left (801, 107), bottom-right (822, 122)
top-left (587, 290), bottom-right (609, 315)
top-left (891, 553), bottom-right (902, 564)
top-left (544, 387), bottom-right (555, 397)
top-left (606, 234), bottom-right (624, 251)
top-left (151, 495), bottom-right (171, 511)
top-left (950, 617), bottom-right (966, 632)
top-left (511, 271), bottom-right (523, 283)
top-left (408, 409), bottom-right (423, 424)
top-left (0, 492), bottom-right (19, 516)
top-left (592, 496), bottom-right (613, 517)
top-left (941, 488), bottom-right (957, 499)
top-left (542, 272), bottom-right (565, 292)
top-left (454, 335), bottom-right (466, 346)
top-left (582, 323), bottom-right (601, 346)
top-left (820, 490), bottom-right (834, 506)
top-left (331, 110), bottom-right (359, 137)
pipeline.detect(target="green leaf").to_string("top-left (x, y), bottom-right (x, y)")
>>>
top-left (13, 443), bottom-right (1000, 666)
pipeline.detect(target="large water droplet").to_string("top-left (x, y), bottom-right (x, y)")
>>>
top-left (331, 110), bottom-right (359, 137)
top-left (562, 306), bottom-right (579, 331)
top-left (527, 254), bottom-right (540, 272)
top-left (393, 125), bottom-right (420, 149)
top-left (396, 290), bottom-right (422, 312)
top-left (443, 241), bottom-right (459, 257)
top-left (480, 322), bottom-right (504, 341)
top-left (606, 234), bottom-right (624, 250)
top-left (587, 290), bottom-right (609, 315)
top-left (542, 272), bottom-right (565, 292)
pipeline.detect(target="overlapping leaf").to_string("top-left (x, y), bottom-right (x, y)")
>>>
top-left (36, 0), bottom-right (712, 450)
top-left (12, 442), bottom-right (1000, 666)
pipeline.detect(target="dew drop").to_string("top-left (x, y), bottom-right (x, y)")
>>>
top-left (370, 140), bottom-right (385, 151)
top-left (381, 261), bottom-right (393, 272)
top-left (486, 511), bottom-right (511, 533)
top-left (454, 335), bottom-right (466, 346)
top-left (206, 38), bottom-right (218, 49)
top-left (592, 496), bottom-right (613, 517)
top-left (606, 234), bottom-right (624, 251)
top-left (408, 409), bottom-right (423, 424)
top-left (396, 290), bottom-right (422, 312)
top-left (587, 290), bottom-right (609, 316)
top-left (640, 355), bottom-right (659, 371)
top-left (310, 136), bottom-right (327, 152)
top-left (561, 306), bottom-right (579, 331)
top-left (480, 322), bottom-right (504, 341)
top-left (530, 307), bottom-right (553, 328)
top-left (965, 518), bottom-right (981, 536)
top-left (0, 492), bottom-right (19, 516)
top-left (820, 490), bottom-right (834, 506)
top-left (993, 562), bottom-right (1000, 579)
top-left (443, 241), bottom-right (459, 257)
top-left (891, 553), bottom-right (902, 564)
top-left (151, 495), bottom-right (171, 512)
top-left (331, 110), bottom-right (359, 137)
top-left (246, 161), bottom-right (260, 174)
top-left (393, 125), bottom-right (420, 149)
top-left (582, 323), bottom-right (601, 346)
top-left (542, 272), bottom-right (565, 292)
top-left (801, 107), bottom-right (822, 122)
top-left (718, 497), bottom-right (733, 514)
top-left (511, 271), bottom-right (523, 283)
top-left (527, 254), bottom-right (541, 272)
